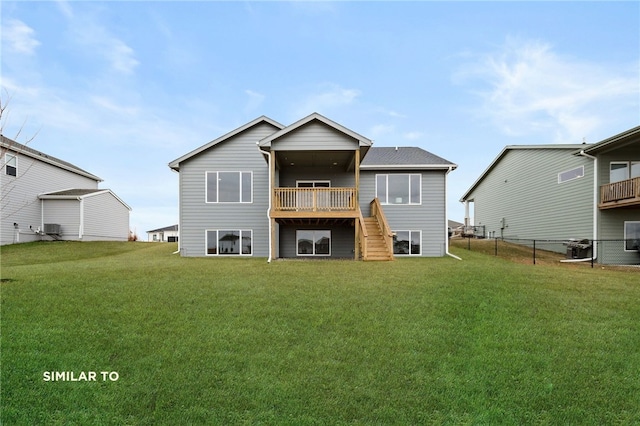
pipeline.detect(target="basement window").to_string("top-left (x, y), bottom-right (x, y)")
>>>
top-left (624, 222), bottom-right (640, 252)
top-left (393, 230), bottom-right (421, 255)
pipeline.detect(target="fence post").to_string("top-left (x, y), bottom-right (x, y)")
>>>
top-left (468, 236), bottom-right (471, 251)
top-left (591, 240), bottom-right (594, 268)
top-left (495, 238), bottom-right (498, 256)
top-left (533, 240), bottom-right (536, 265)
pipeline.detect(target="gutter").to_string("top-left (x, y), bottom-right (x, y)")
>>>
top-left (258, 145), bottom-right (273, 263)
top-left (444, 165), bottom-right (462, 261)
top-left (578, 150), bottom-right (598, 262)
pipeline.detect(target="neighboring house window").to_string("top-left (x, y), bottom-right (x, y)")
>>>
top-left (610, 162), bottom-right (640, 183)
top-left (206, 172), bottom-right (252, 203)
top-left (297, 230), bottom-right (330, 256)
top-left (376, 174), bottom-right (421, 205)
top-left (206, 230), bottom-right (252, 255)
top-left (393, 230), bottom-right (421, 255)
top-left (624, 222), bottom-right (640, 252)
top-left (5, 154), bottom-right (17, 177)
top-left (558, 166), bottom-right (584, 183)
top-left (153, 234), bottom-right (159, 241)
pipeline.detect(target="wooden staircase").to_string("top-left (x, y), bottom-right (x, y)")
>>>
top-left (361, 216), bottom-right (394, 261)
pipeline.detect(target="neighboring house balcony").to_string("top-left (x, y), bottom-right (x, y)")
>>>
top-left (599, 177), bottom-right (640, 209)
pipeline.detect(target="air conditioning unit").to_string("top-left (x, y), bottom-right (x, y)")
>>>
top-left (44, 224), bottom-right (61, 235)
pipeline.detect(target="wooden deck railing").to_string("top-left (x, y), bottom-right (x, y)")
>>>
top-left (273, 187), bottom-right (356, 211)
top-left (356, 208), bottom-right (368, 260)
top-left (600, 177), bottom-right (640, 204)
top-left (370, 197), bottom-right (394, 253)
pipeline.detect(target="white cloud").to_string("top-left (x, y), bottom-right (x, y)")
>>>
top-left (1, 19), bottom-right (40, 55)
top-left (455, 37), bottom-right (639, 143)
top-left (244, 89), bottom-right (265, 113)
top-left (296, 83), bottom-right (360, 116)
top-left (403, 131), bottom-right (423, 141)
top-left (369, 123), bottom-right (394, 139)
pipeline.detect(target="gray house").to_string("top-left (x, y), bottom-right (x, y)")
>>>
top-left (1, 135), bottom-right (131, 245)
top-left (169, 113), bottom-right (457, 260)
top-left (460, 125), bottom-right (640, 265)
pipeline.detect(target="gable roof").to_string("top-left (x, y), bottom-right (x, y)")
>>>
top-left (1, 135), bottom-right (102, 182)
top-left (147, 224), bottom-right (178, 233)
top-left (257, 112), bottom-right (373, 149)
top-left (168, 116), bottom-right (284, 171)
top-left (576, 125), bottom-right (640, 155)
top-left (38, 188), bottom-right (132, 210)
top-left (360, 147), bottom-right (456, 170)
top-left (460, 144), bottom-right (585, 202)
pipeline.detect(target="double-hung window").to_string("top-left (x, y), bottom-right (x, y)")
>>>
top-left (393, 230), bottom-right (421, 255)
top-left (206, 171), bottom-right (252, 203)
top-left (5, 154), bottom-right (17, 177)
top-left (206, 230), bottom-right (252, 255)
top-left (376, 174), bottom-right (421, 204)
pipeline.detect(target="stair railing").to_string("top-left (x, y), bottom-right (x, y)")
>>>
top-left (357, 208), bottom-right (368, 260)
top-left (370, 197), bottom-right (394, 259)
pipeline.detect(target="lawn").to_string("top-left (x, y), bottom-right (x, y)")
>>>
top-left (1, 241), bottom-right (639, 425)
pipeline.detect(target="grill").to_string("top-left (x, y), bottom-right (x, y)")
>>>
top-left (565, 239), bottom-right (592, 259)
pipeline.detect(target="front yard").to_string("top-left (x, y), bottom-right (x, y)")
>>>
top-left (1, 241), bottom-right (639, 424)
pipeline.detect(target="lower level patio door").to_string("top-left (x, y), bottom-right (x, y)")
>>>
top-left (296, 180), bottom-right (330, 210)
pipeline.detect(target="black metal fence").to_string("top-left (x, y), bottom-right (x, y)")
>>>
top-left (452, 237), bottom-right (640, 268)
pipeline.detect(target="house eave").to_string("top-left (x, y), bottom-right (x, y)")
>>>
top-left (360, 164), bottom-right (457, 171)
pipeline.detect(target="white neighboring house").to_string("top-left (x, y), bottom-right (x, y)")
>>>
top-left (147, 225), bottom-right (179, 242)
top-left (1, 135), bottom-right (131, 245)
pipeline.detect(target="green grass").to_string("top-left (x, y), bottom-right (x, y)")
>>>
top-left (2, 241), bottom-right (639, 425)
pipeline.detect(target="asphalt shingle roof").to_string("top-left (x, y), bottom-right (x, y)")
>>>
top-left (361, 147), bottom-right (455, 167)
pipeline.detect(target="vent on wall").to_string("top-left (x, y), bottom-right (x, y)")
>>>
top-left (44, 224), bottom-right (61, 235)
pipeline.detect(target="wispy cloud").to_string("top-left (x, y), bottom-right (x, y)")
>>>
top-left (244, 89), bottom-right (265, 114)
top-left (455, 37), bottom-right (639, 142)
top-left (1, 19), bottom-right (40, 55)
top-left (295, 83), bottom-right (360, 116)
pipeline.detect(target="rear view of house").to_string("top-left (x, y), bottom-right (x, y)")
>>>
top-left (1, 136), bottom-right (131, 245)
top-left (169, 113), bottom-right (457, 260)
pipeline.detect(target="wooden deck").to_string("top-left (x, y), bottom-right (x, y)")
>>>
top-left (272, 187), bottom-right (358, 219)
top-left (599, 177), bottom-right (640, 209)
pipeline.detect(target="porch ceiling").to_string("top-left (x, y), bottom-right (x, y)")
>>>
top-left (276, 217), bottom-right (355, 226)
top-left (275, 150), bottom-right (355, 171)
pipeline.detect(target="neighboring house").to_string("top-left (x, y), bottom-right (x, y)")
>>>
top-left (169, 113), bottom-right (457, 260)
top-left (147, 225), bottom-right (179, 242)
top-left (460, 125), bottom-right (640, 265)
top-left (1, 135), bottom-right (131, 245)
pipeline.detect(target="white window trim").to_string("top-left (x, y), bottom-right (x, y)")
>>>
top-left (623, 221), bottom-right (640, 252)
top-left (375, 174), bottom-right (422, 205)
top-left (296, 230), bottom-right (331, 257)
top-left (393, 230), bottom-right (422, 256)
top-left (558, 165), bottom-right (584, 184)
top-left (205, 171), bottom-right (253, 204)
top-left (205, 229), bottom-right (253, 256)
top-left (5, 153), bottom-right (17, 176)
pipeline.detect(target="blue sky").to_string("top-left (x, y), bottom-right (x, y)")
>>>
top-left (2, 1), bottom-right (638, 235)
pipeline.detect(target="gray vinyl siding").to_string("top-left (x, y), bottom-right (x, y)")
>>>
top-left (271, 121), bottom-right (359, 151)
top-left (359, 170), bottom-right (448, 257)
top-left (178, 122), bottom-right (279, 257)
top-left (82, 193), bottom-right (130, 241)
top-left (42, 199), bottom-right (81, 240)
top-left (1, 149), bottom-right (98, 245)
top-left (279, 167), bottom-right (355, 187)
top-left (279, 224), bottom-right (355, 258)
top-left (466, 149), bottom-right (593, 241)
top-left (596, 143), bottom-right (640, 264)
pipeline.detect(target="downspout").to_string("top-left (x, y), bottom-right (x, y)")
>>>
top-left (576, 150), bottom-right (598, 262)
top-left (258, 146), bottom-right (273, 263)
top-left (445, 166), bottom-right (462, 260)
top-left (78, 197), bottom-right (84, 239)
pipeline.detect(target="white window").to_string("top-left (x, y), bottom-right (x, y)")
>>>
top-left (610, 162), bottom-right (640, 183)
top-left (297, 230), bottom-right (331, 256)
top-left (206, 172), bottom-right (252, 203)
top-left (376, 174), bottom-right (421, 205)
top-left (393, 230), bottom-right (421, 255)
top-left (558, 166), bottom-right (584, 183)
top-left (5, 154), bottom-right (16, 177)
top-left (624, 222), bottom-right (640, 252)
top-left (206, 230), bottom-right (252, 255)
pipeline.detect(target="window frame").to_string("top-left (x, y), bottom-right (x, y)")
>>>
top-left (623, 221), bottom-right (640, 252)
top-left (5, 153), bottom-right (17, 177)
top-left (609, 161), bottom-right (640, 183)
top-left (205, 229), bottom-right (253, 256)
top-left (557, 165), bottom-right (584, 184)
top-left (392, 230), bottom-right (422, 256)
top-left (375, 174), bottom-right (422, 205)
top-left (296, 229), bottom-right (331, 257)
top-left (205, 171), bottom-right (253, 204)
